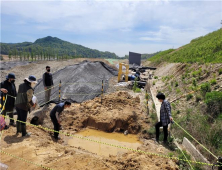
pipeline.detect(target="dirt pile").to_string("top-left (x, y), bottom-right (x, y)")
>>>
top-left (60, 91), bottom-right (142, 134)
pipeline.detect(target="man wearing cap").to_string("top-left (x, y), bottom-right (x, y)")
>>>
top-left (43, 66), bottom-right (54, 105)
top-left (15, 75), bottom-right (37, 137)
top-left (0, 73), bottom-right (17, 128)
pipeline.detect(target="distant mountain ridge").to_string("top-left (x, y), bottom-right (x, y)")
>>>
top-left (0, 36), bottom-right (119, 59)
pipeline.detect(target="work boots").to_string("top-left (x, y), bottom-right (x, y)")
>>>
top-left (16, 122), bottom-right (21, 134)
top-left (21, 124), bottom-right (31, 137)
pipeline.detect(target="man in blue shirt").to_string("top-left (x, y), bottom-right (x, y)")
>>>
top-left (50, 101), bottom-right (71, 140)
top-left (155, 93), bottom-right (173, 144)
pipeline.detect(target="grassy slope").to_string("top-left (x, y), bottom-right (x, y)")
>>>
top-left (158, 63), bottom-right (222, 162)
top-left (148, 29), bottom-right (222, 63)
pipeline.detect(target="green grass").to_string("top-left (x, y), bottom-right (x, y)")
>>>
top-left (176, 88), bottom-right (181, 94)
top-left (210, 79), bottom-right (217, 85)
top-left (148, 29), bottom-right (222, 63)
top-left (186, 94), bottom-right (193, 101)
top-left (219, 68), bottom-right (222, 75)
top-left (105, 59), bottom-right (119, 64)
top-left (135, 88), bottom-right (141, 93)
top-left (148, 49), bottom-right (175, 63)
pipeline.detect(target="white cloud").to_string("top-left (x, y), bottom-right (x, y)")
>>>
top-left (1, 0), bottom-right (221, 56)
top-left (140, 37), bottom-right (164, 41)
top-left (140, 26), bottom-right (210, 44)
top-left (2, 1), bottom-right (220, 32)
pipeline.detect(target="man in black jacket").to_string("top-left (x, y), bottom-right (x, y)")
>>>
top-left (43, 66), bottom-right (54, 105)
top-left (15, 75), bottom-right (37, 137)
top-left (0, 73), bottom-right (17, 128)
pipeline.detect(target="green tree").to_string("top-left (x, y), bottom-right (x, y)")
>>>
top-left (31, 48), bottom-right (34, 61)
top-left (9, 50), bottom-right (12, 60)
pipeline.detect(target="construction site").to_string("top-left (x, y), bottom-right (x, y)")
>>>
top-left (0, 51), bottom-right (221, 170)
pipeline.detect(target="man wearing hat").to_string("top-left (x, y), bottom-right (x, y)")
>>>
top-left (15, 75), bottom-right (37, 137)
top-left (0, 73), bottom-right (17, 128)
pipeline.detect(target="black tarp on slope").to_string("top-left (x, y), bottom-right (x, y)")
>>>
top-left (34, 60), bottom-right (118, 104)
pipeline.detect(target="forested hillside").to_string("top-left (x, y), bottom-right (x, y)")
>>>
top-left (0, 36), bottom-right (119, 59)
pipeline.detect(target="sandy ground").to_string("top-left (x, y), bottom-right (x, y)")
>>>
top-left (1, 92), bottom-right (179, 170)
top-left (0, 58), bottom-right (179, 170)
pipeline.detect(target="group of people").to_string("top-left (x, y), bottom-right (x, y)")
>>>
top-left (0, 66), bottom-right (71, 140)
top-left (1, 65), bottom-right (173, 143)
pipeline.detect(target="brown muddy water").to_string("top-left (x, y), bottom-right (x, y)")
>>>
top-left (63, 129), bottom-right (142, 157)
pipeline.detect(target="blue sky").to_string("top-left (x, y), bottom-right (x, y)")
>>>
top-left (1, 0), bottom-right (221, 57)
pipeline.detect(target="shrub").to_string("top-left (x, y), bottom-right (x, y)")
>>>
top-left (147, 127), bottom-right (155, 137)
top-left (192, 78), bottom-right (197, 87)
top-left (213, 73), bottom-right (216, 79)
top-left (152, 103), bottom-right (155, 109)
top-left (219, 68), bottom-right (222, 75)
top-left (171, 103), bottom-right (176, 109)
top-left (195, 95), bottom-right (202, 102)
top-left (210, 79), bottom-right (217, 85)
top-left (175, 82), bottom-right (179, 87)
top-left (176, 88), bottom-right (181, 94)
top-left (153, 81), bottom-right (156, 85)
top-left (150, 112), bottom-right (157, 121)
top-left (168, 152), bottom-right (174, 157)
top-left (182, 75), bottom-right (186, 80)
top-left (154, 76), bottom-right (158, 79)
top-left (200, 82), bottom-right (211, 96)
top-left (135, 88), bottom-right (141, 93)
top-left (133, 78), bottom-right (138, 92)
top-left (192, 68), bottom-right (202, 77)
top-left (205, 91), bottom-right (222, 118)
top-left (168, 86), bottom-right (172, 92)
top-left (176, 110), bottom-right (180, 114)
top-left (186, 94), bottom-right (193, 101)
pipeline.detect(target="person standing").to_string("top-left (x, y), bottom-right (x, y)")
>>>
top-left (15, 75), bottom-right (37, 137)
top-left (0, 73), bottom-right (17, 128)
top-left (155, 93), bottom-right (173, 144)
top-left (43, 66), bottom-right (53, 105)
top-left (50, 101), bottom-right (71, 140)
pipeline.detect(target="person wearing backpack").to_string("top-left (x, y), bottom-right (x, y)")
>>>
top-left (155, 93), bottom-right (173, 144)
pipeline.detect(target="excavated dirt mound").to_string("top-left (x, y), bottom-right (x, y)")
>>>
top-left (60, 91), bottom-right (142, 134)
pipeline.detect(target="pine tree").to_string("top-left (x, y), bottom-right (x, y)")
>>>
top-left (9, 50), bottom-right (12, 60)
top-left (31, 48), bottom-right (34, 62)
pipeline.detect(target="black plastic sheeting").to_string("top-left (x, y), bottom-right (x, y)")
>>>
top-left (34, 60), bottom-right (118, 105)
top-left (129, 64), bottom-right (157, 72)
